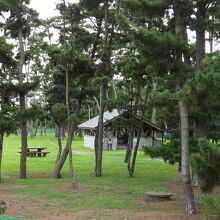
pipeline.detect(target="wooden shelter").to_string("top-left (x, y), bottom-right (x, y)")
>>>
top-left (78, 109), bottom-right (167, 150)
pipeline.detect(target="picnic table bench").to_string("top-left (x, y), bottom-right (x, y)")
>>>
top-left (18, 147), bottom-right (50, 157)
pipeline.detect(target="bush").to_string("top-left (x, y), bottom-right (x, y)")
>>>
top-left (190, 140), bottom-right (220, 193)
top-left (143, 137), bottom-right (199, 171)
top-left (0, 201), bottom-right (6, 214)
top-left (203, 195), bottom-right (220, 220)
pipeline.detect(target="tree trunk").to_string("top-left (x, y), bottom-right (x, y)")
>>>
top-left (0, 132), bottom-right (4, 183)
top-left (34, 118), bottom-right (38, 136)
top-left (44, 119), bottom-right (47, 136)
top-left (18, 28), bottom-right (28, 179)
top-left (127, 89), bottom-right (147, 176)
top-left (53, 123), bottom-right (78, 179)
top-left (61, 124), bottom-right (65, 140)
top-left (27, 120), bottom-right (34, 138)
top-left (178, 98), bottom-right (195, 214)
top-left (68, 123), bottom-right (78, 189)
top-left (173, 0), bottom-right (195, 214)
top-left (112, 80), bottom-right (117, 100)
top-left (194, 2), bottom-right (208, 139)
top-left (125, 88), bottom-right (140, 163)
top-left (56, 126), bottom-right (63, 163)
top-left (55, 125), bottom-right (58, 137)
top-left (151, 81), bottom-right (157, 124)
top-left (128, 128), bottom-right (141, 176)
top-left (96, 84), bottom-right (105, 177)
top-left (124, 123), bottom-right (134, 163)
top-left (40, 121), bottom-right (43, 136)
top-left (53, 101), bottom-right (82, 179)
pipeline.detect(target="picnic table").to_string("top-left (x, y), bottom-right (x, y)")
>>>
top-left (18, 147), bottom-right (50, 157)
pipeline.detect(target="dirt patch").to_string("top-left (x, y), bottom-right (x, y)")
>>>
top-left (0, 182), bottom-right (204, 220)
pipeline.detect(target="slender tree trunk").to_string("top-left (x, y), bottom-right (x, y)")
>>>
top-left (53, 101), bottom-right (82, 179)
top-left (128, 89), bottom-right (147, 175)
top-left (61, 124), bottom-right (65, 140)
top-left (195, 2), bottom-right (208, 138)
top-left (173, 0), bottom-right (195, 214)
top-left (56, 126), bottom-right (63, 164)
top-left (124, 122), bottom-right (134, 163)
top-left (128, 128), bottom-right (141, 176)
top-left (67, 123), bottom-right (78, 189)
top-left (61, 0), bottom-right (77, 188)
top-left (96, 85), bottom-right (105, 177)
top-left (124, 86), bottom-right (134, 163)
top-left (34, 118), bottom-right (38, 136)
top-left (53, 123), bottom-right (78, 179)
top-left (28, 120), bottom-right (34, 138)
top-left (44, 119), bottom-right (47, 135)
top-left (18, 28), bottom-right (28, 179)
top-left (94, 127), bottom-right (99, 171)
top-left (91, 18), bottom-right (103, 61)
top-left (151, 81), bottom-right (157, 124)
top-left (0, 131), bottom-right (4, 183)
top-left (55, 125), bottom-right (58, 138)
top-left (88, 106), bottom-right (91, 120)
top-left (40, 121), bottom-right (43, 136)
top-left (178, 98), bottom-right (195, 214)
top-left (112, 80), bottom-right (117, 100)
top-left (125, 88), bottom-right (140, 163)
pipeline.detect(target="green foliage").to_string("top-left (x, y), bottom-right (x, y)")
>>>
top-left (203, 195), bottom-right (220, 220)
top-left (52, 103), bottom-right (67, 126)
top-left (0, 201), bottom-right (6, 214)
top-left (190, 140), bottom-right (220, 193)
top-left (143, 137), bottom-right (199, 168)
top-left (143, 139), bottom-right (181, 166)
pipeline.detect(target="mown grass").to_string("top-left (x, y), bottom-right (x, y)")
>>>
top-left (1, 134), bottom-right (180, 218)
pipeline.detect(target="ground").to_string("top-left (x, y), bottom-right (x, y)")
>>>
top-left (0, 134), bottom-right (204, 219)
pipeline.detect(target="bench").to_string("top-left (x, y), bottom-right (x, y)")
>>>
top-left (145, 191), bottom-right (173, 202)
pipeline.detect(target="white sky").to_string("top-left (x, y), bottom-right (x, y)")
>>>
top-left (30, 0), bottom-right (78, 19)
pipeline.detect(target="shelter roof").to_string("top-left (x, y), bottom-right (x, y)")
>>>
top-left (78, 109), bottom-right (168, 132)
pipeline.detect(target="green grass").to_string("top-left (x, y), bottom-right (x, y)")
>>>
top-left (1, 134), bottom-right (181, 219)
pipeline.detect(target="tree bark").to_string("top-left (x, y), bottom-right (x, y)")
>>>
top-left (0, 131), bottom-right (4, 183)
top-left (44, 119), bottom-right (47, 135)
top-left (18, 28), bottom-right (28, 179)
top-left (128, 89), bottom-right (147, 176)
top-left (178, 98), bottom-right (195, 214)
top-left (151, 81), bottom-right (157, 124)
top-left (61, 124), bottom-right (65, 140)
top-left (195, 1), bottom-right (208, 138)
top-left (53, 101), bottom-right (81, 179)
top-left (173, 0), bottom-right (195, 214)
top-left (67, 122), bottom-right (78, 189)
top-left (125, 88), bottom-right (139, 163)
top-left (40, 121), bottom-right (43, 136)
top-left (27, 120), bottom-right (34, 138)
top-left (128, 128), bottom-right (141, 176)
top-left (96, 84), bottom-right (105, 177)
top-left (56, 125), bottom-right (63, 163)
top-left (112, 80), bottom-right (117, 100)
top-left (34, 118), bottom-right (38, 136)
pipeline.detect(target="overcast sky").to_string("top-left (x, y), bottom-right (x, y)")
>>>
top-left (30, 0), bottom-right (78, 19)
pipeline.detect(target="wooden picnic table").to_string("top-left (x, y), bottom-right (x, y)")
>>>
top-left (18, 147), bottom-right (50, 157)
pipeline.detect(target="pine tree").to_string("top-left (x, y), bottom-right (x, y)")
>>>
top-left (5, 0), bottom-right (39, 178)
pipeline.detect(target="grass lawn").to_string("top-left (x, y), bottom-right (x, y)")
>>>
top-left (0, 134), bottom-right (202, 220)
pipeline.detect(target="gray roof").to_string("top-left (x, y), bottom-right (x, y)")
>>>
top-left (78, 109), bottom-right (168, 132)
top-left (78, 109), bottom-right (121, 130)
